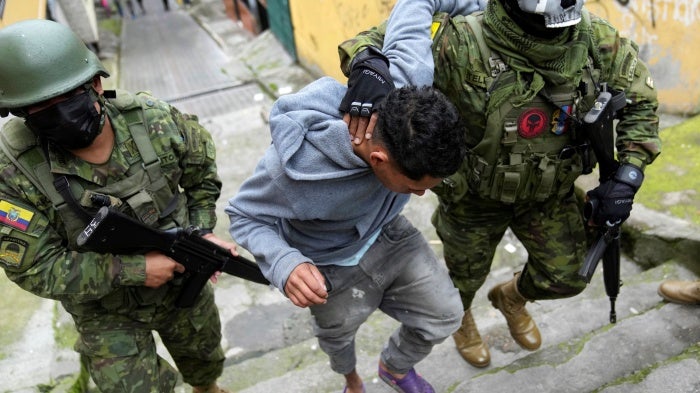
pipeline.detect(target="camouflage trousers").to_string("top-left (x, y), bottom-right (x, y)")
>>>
top-left (432, 192), bottom-right (589, 308)
top-left (70, 283), bottom-right (225, 392)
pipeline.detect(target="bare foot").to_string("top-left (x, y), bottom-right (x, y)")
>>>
top-left (343, 368), bottom-right (364, 393)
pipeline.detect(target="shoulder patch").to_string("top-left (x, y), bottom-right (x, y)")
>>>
top-left (0, 236), bottom-right (28, 268)
top-left (0, 200), bottom-right (35, 231)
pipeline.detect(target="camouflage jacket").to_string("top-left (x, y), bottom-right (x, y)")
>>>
top-left (0, 90), bottom-right (221, 314)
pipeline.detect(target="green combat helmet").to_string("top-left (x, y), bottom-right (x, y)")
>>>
top-left (0, 19), bottom-right (109, 117)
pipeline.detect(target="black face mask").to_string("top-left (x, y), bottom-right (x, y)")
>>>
top-left (24, 89), bottom-right (105, 150)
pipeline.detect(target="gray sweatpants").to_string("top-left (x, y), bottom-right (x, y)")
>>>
top-left (310, 215), bottom-right (463, 375)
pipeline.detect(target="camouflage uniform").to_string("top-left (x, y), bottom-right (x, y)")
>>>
top-left (338, 4), bottom-right (660, 306)
top-left (0, 90), bottom-right (225, 392)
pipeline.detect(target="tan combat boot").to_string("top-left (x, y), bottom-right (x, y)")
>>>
top-left (487, 272), bottom-right (541, 350)
top-left (658, 280), bottom-right (700, 305)
top-left (192, 383), bottom-right (232, 393)
top-left (453, 309), bottom-right (490, 368)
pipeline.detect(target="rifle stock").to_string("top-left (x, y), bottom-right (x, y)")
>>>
top-left (77, 206), bottom-right (269, 307)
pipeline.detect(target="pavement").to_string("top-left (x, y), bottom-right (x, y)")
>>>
top-left (0, 0), bottom-right (699, 392)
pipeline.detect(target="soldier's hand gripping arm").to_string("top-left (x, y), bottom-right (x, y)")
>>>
top-left (338, 21), bottom-right (389, 143)
top-left (338, 46), bottom-right (394, 144)
top-left (338, 0), bottom-right (485, 144)
top-left (200, 232), bottom-right (240, 283)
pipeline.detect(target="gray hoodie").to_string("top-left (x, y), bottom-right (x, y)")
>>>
top-left (226, 77), bottom-right (409, 291)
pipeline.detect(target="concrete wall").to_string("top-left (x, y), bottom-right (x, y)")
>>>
top-left (586, 0), bottom-right (700, 115)
top-left (0, 0), bottom-right (47, 28)
top-left (0, 0), bottom-right (98, 46)
top-left (288, 0), bottom-right (396, 81)
top-left (288, 0), bottom-right (700, 115)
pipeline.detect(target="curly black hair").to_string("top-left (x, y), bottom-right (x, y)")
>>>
top-left (374, 85), bottom-right (466, 180)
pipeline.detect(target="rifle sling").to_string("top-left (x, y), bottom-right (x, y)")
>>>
top-left (53, 175), bottom-right (94, 224)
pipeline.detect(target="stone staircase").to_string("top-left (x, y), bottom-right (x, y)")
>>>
top-left (2, 0), bottom-right (698, 391)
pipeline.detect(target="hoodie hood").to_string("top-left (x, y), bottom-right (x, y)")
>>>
top-left (269, 77), bottom-right (368, 181)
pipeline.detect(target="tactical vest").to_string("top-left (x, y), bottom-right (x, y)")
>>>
top-left (431, 11), bottom-right (602, 204)
top-left (0, 90), bottom-right (188, 249)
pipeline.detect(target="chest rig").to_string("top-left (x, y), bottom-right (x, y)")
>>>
top-left (0, 91), bottom-right (186, 249)
top-left (432, 11), bottom-right (602, 204)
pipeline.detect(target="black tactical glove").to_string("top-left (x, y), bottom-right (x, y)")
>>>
top-left (339, 46), bottom-right (394, 117)
top-left (586, 163), bottom-right (644, 226)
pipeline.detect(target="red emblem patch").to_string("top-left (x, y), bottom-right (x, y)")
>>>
top-left (517, 109), bottom-right (548, 138)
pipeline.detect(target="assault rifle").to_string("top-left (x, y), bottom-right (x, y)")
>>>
top-left (77, 206), bottom-right (269, 308)
top-left (577, 83), bottom-right (627, 324)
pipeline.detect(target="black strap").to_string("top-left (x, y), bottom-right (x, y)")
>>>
top-left (53, 176), bottom-right (94, 224)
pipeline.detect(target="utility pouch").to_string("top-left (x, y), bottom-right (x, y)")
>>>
top-left (126, 190), bottom-right (160, 226)
top-left (464, 152), bottom-right (492, 199)
top-left (534, 156), bottom-right (557, 200)
top-left (489, 163), bottom-right (530, 204)
top-left (479, 152), bottom-right (583, 204)
top-left (432, 160), bottom-right (470, 204)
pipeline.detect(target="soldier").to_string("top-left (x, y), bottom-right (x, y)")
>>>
top-left (226, 81), bottom-right (467, 393)
top-left (338, 0), bottom-right (660, 368)
top-left (0, 19), bottom-right (232, 393)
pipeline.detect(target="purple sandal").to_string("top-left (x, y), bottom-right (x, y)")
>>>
top-left (378, 367), bottom-right (435, 393)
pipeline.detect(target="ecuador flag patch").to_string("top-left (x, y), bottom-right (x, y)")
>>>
top-left (0, 200), bottom-right (34, 231)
